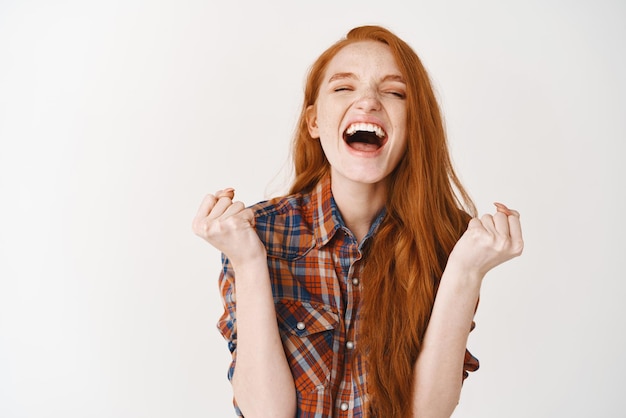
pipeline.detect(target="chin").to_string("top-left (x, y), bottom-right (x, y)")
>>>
top-left (339, 169), bottom-right (391, 186)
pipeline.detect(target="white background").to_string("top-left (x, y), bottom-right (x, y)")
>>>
top-left (1, 1), bottom-right (624, 417)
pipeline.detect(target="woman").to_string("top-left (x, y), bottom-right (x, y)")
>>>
top-left (193, 25), bottom-right (523, 418)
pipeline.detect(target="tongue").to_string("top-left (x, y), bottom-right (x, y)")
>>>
top-left (349, 142), bottom-right (379, 152)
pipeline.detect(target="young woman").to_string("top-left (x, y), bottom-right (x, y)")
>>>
top-left (193, 25), bottom-right (523, 418)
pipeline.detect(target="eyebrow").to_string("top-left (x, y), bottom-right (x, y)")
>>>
top-left (328, 72), bottom-right (357, 83)
top-left (327, 72), bottom-right (406, 84)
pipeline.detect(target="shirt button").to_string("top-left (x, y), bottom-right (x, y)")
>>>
top-left (346, 341), bottom-right (355, 350)
top-left (352, 278), bottom-right (359, 286)
top-left (296, 322), bottom-right (306, 331)
top-left (340, 402), bottom-right (349, 411)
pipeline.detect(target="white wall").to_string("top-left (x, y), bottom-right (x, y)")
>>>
top-left (1, 1), bottom-right (624, 417)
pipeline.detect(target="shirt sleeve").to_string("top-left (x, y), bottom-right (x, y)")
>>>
top-left (462, 297), bottom-right (481, 380)
top-left (463, 320), bottom-right (480, 380)
top-left (215, 254), bottom-right (244, 416)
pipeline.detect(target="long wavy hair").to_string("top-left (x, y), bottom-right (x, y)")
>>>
top-left (289, 25), bottom-right (476, 417)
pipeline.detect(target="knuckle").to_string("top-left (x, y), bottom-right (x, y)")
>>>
top-left (204, 194), bottom-right (217, 205)
top-left (203, 221), bottom-right (214, 236)
top-left (192, 218), bottom-right (204, 235)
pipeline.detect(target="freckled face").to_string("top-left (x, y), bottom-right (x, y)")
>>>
top-left (306, 41), bottom-right (408, 187)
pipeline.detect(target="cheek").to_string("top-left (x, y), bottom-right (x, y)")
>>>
top-left (315, 98), bottom-right (344, 128)
top-left (317, 117), bottom-right (343, 143)
top-left (319, 137), bottom-right (339, 157)
top-left (316, 107), bottom-right (335, 127)
top-left (389, 134), bottom-right (409, 166)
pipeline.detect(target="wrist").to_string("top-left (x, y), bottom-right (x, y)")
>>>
top-left (230, 252), bottom-right (268, 274)
top-left (442, 256), bottom-right (485, 290)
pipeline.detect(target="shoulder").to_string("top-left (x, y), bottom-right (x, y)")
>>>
top-left (249, 192), bottom-right (310, 218)
top-left (249, 193), bottom-right (316, 259)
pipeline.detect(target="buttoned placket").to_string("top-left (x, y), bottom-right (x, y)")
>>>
top-left (332, 228), bottom-right (363, 417)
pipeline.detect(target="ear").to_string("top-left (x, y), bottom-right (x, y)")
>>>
top-left (305, 105), bottom-right (320, 139)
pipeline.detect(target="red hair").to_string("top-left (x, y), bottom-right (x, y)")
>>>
top-left (289, 26), bottom-right (476, 417)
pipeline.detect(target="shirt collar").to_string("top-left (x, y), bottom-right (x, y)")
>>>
top-left (311, 175), bottom-right (341, 248)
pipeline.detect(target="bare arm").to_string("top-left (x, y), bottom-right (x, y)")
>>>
top-left (412, 203), bottom-right (524, 418)
top-left (229, 258), bottom-right (296, 417)
top-left (193, 189), bottom-right (296, 418)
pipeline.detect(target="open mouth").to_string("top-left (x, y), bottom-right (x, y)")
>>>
top-left (343, 122), bottom-right (387, 152)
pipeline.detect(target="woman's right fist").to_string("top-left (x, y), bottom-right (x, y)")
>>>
top-left (192, 188), bottom-right (266, 267)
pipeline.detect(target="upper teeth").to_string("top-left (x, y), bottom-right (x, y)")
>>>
top-left (346, 123), bottom-right (385, 138)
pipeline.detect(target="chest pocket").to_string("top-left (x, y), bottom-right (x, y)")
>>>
top-left (275, 299), bottom-right (340, 393)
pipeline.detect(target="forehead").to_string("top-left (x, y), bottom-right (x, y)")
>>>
top-left (324, 40), bottom-right (401, 79)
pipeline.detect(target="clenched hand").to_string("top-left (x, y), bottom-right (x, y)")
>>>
top-left (192, 188), bottom-right (266, 268)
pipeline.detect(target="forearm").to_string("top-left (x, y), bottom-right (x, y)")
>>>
top-left (230, 257), bottom-right (297, 418)
top-left (412, 261), bottom-right (482, 418)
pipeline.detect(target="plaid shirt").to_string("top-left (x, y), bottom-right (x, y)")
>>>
top-left (217, 176), bottom-right (479, 417)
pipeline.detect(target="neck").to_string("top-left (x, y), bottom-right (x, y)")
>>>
top-left (331, 177), bottom-right (388, 243)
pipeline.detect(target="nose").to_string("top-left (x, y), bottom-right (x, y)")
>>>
top-left (355, 89), bottom-right (381, 112)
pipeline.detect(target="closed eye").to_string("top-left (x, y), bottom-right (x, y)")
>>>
top-left (382, 79), bottom-right (407, 99)
top-left (388, 91), bottom-right (405, 99)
